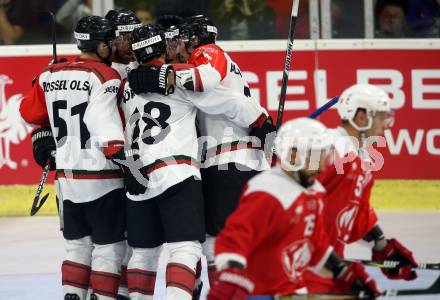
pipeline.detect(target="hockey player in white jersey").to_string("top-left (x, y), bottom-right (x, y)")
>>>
top-left (104, 9), bottom-right (143, 299)
top-left (20, 16), bottom-right (128, 300)
top-left (127, 16), bottom-right (276, 295)
top-left (105, 8), bottom-right (142, 80)
top-left (119, 23), bottom-right (273, 299)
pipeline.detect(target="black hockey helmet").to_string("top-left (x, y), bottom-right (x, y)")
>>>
top-left (74, 16), bottom-right (115, 52)
top-left (179, 15), bottom-right (217, 47)
top-left (105, 8), bottom-right (142, 36)
top-left (131, 24), bottom-right (166, 63)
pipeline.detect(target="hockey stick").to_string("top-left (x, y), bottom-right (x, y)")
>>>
top-left (344, 258), bottom-right (440, 271)
top-left (308, 96), bottom-right (339, 119)
top-left (38, 11), bottom-right (58, 63)
top-left (275, 0), bottom-right (300, 131)
top-left (248, 275), bottom-right (440, 299)
top-left (30, 152), bottom-right (54, 216)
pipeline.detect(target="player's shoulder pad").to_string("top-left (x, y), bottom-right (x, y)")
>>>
top-left (244, 167), bottom-right (325, 210)
top-left (40, 60), bottom-right (71, 77)
top-left (189, 44), bottom-right (225, 66)
top-left (49, 59), bottom-right (121, 84)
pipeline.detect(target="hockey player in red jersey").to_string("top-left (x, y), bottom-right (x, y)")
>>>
top-left (20, 16), bottom-right (128, 300)
top-left (208, 118), bottom-right (380, 299)
top-left (303, 84), bottom-right (417, 293)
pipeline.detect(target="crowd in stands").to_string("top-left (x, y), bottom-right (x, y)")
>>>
top-left (0, 0), bottom-right (439, 44)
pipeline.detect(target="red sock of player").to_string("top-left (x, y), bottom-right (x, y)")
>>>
top-left (62, 260), bottom-right (91, 297)
top-left (166, 262), bottom-right (196, 296)
top-left (90, 269), bottom-right (120, 299)
top-left (127, 268), bottom-right (156, 298)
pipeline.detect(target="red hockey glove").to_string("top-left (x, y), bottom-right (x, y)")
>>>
top-left (372, 238), bottom-right (418, 280)
top-left (335, 262), bottom-right (381, 298)
top-left (207, 268), bottom-right (254, 300)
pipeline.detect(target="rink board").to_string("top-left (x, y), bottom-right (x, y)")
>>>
top-left (0, 180), bottom-right (439, 216)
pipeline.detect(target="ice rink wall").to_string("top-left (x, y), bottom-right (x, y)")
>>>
top-left (0, 39), bottom-right (439, 215)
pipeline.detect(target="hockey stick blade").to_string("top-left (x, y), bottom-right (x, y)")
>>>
top-left (30, 193), bottom-right (50, 216)
top-left (386, 274), bottom-right (440, 297)
top-left (344, 258), bottom-right (440, 271)
top-left (30, 156), bottom-right (53, 216)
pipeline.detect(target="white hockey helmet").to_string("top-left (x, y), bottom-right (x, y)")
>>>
top-left (337, 84), bottom-right (391, 131)
top-left (274, 117), bottom-right (333, 171)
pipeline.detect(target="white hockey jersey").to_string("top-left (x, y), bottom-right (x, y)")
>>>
top-left (182, 44), bottom-right (270, 171)
top-left (20, 58), bottom-right (125, 203)
top-left (112, 61), bottom-right (139, 80)
top-left (119, 61), bottom-right (269, 200)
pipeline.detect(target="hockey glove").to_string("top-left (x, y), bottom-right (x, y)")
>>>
top-left (372, 238), bottom-right (418, 280)
top-left (31, 126), bottom-right (56, 170)
top-left (335, 262), bottom-right (381, 298)
top-left (249, 115), bottom-right (276, 149)
top-left (110, 148), bottom-right (148, 196)
top-left (128, 64), bottom-right (175, 96)
top-left (207, 268), bottom-right (254, 300)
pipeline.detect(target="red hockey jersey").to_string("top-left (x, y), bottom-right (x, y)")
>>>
top-left (303, 127), bottom-right (378, 292)
top-left (214, 166), bottom-right (332, 296)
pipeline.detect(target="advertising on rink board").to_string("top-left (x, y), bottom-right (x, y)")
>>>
top-left (0, 42), bottom-right (439, 183)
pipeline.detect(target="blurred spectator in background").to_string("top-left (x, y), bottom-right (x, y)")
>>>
top-left (156, 14), bottom-right (183, 29)
top-left (134, 1), bottom-right (156, 24)
top-left (0, 0), bottom-right (21, 44)
top-left (266, 0), bottom-right (309, 39)
top-left (56, 0), bottom-right (91, 41)
top-left (213, 0), bottom-right (275, 40)
top-left (0, 0), bottom-right (66, 44)
top-left (375, 0), bottom-right (411, 38)
top-left (331, 0), bottom-right (364, 38)
top-left (407, 0), bottom-right (440, 37)
top-left (155, 0), bottom-right (208, 19)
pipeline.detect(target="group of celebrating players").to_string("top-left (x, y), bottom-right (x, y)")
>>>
top-left (19, 7), bottom-right (418, 300)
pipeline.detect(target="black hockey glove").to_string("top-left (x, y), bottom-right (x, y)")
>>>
top-left (128, 64), bottom-right (175, 96)
top-left (31, 127), bottom-right (56, 170)
top-left (249, 115), bottom-right (276, 148)
top-left (111, 148), bottom-right (148, 196)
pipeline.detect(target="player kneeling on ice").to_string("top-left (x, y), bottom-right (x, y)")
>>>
top-left (20, 16), bottom-right (127, 300)
top-left (303, 84), bottom-right (417, 293)
top-left (207, 118), bottom-right (380, 299)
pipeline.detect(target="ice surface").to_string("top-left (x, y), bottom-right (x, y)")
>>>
top-left (1, 212), bottom-right (440, 299)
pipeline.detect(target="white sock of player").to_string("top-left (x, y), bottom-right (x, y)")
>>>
top-left (90, 241), bottom-right (125, 299)
top-left (166, 241), bottom-right (202, 300)
top-left (118, 241), bottom-right (132, 298)
top-left (127, 246), bottom-right (161, 300)
top-left (202, 235), bottom-right (216, 286)
top-left (62, 236), bottom-right (93, 300)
